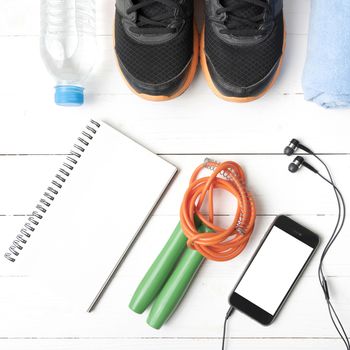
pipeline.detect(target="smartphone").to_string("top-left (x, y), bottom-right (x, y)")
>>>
top-left (229, 215), bottom-right (319, 325)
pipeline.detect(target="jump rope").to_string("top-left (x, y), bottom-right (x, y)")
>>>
top-left (129, 144), bottom-right (348, 350)
top-left (129, 159), bottom-right (256, 328)
top-left (180, 160), bottom-right (256, 261)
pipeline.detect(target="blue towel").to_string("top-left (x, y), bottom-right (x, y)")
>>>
top-left (302, 0), bottom-right (350, 109)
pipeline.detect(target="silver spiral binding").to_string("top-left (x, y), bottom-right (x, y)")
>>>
top-left (4, 119), bottom-right (101, 262)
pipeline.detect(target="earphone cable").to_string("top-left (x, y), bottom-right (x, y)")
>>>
top-left (328, 300), bottom-right (350, 349)
top-left (222, 306), bottom-right (235, 350)
top-left (312, 153), bottom-right (344, 250)
top-left (316, 171), bottom-right (349, 349)
top-left (304, 151), bottom-right (345, 283)
top-left (311, 159), bottom-right (349, 349)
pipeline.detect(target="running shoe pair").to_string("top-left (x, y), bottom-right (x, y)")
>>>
top-left (114, 0), bottom-right (285, 101)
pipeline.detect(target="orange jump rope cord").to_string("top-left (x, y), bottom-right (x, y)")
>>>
top-left (180, 161), bottom-right (256, 261)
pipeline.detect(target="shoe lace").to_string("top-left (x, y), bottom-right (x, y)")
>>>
top-left (126, 0), bottom-right (184, 34)
top-left (216, 0), bottom-right (271, 36)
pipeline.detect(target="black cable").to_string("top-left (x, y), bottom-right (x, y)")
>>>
top-left (220, 151), bottom-right (349, 349)
top-left (315, 172), bottom-right (349, 350)
top-left (222, 306), bottom-right (234, 350)
top-left (307, 152), bottom-right (349, 349)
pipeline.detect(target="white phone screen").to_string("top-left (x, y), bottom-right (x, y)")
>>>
top-left (235, 226), bottom-right (313, 315)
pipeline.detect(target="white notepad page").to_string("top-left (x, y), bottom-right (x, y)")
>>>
top-left (8, 120), bottom-right (176, 311)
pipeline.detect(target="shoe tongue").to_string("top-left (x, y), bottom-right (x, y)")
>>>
top-left (221, 0), bottom-right (265, 28)
top-left (134, 0), bottom-right (173, 26)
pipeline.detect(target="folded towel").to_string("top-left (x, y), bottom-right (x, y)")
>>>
top-left (302, 0), bottom-right (350, 109)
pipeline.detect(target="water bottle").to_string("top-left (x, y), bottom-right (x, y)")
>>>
top-left (40, 0), bottom-right (96, 106)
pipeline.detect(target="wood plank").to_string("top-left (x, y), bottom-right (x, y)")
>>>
top-left (0, 154), bottom-right (347, 216)
top-left (0, 339), bottom-right (347, 350)
top-left (0, 275), bottom-right (348, 338)
top-left (1, 215), bottom-right (349, 277)
top-left (0, 96), bottom-right (349, 155)
top-left (0, 215), bottom-right (349, 338)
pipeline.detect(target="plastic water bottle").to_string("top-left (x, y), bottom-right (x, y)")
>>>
top-left (40, 0), bottom-right (96, 106)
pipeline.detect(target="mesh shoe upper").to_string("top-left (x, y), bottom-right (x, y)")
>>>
top-left (205, 11), bottom-right (284, 88)
top-left (115, 11), bottom-right (193, 86)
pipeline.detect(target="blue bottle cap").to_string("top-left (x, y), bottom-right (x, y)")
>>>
top-left (55, 85), bottom-right (84, 106)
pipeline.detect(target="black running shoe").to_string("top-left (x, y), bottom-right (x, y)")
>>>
top-left (201, 0), bottom-right (285, 102)
top-left (114, 0), bottom-right (198, 101)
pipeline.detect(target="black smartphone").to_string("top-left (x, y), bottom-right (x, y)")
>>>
top-left (229, 215), bottom-right (319, 325)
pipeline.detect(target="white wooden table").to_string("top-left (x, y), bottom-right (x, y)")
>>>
top-left (1, 0), bottom-right (349, 349)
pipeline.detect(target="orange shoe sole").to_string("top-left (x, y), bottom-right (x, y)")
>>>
top-left (114, 21), bottom-right (199, 102)
top-left (200, 23), bottom-right (286, 103)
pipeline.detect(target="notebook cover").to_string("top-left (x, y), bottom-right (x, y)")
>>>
top-left (5, 119), bottom-right (177, 311)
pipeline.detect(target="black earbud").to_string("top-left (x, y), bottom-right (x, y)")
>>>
top-left (284, 139), bottom-right (300, 156)
top-left (288, 156), bottom-right (318, 174)
top-left (285, 139), bottom-right (318, 174)
top-left (284, 139), bottom-right (312, 156)
top-left (288, 156), bottom-right (303, 172)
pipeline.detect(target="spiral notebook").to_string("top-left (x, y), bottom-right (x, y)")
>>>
top-left (3, 119), bottom-right (176, 310)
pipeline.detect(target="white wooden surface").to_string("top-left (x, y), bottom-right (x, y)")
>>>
top-left (0, 0), bottom-right (349, 349)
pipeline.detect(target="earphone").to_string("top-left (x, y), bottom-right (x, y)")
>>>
top-left (221, 142), bottom-right (349, 350)
top-left (288, 155), bottom-right (318, 174)
top-left (284, 138), bottom-right (312, 155)
top-left (284, 139), bottom-right (349, 350)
